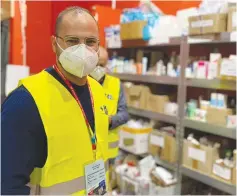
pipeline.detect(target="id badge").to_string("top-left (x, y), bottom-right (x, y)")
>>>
top-left (85, 159), bottom-right (107, 196)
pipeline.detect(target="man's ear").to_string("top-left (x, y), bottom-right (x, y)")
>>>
top-left (51, 35), bottom-right (56, 53)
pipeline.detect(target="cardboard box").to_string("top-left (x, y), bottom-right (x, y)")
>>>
top-left (119, 126), bottom-right (152, 155)
top-left (182, 139), bottom-right (219, 174)
top-left (232, 150), bottom-right (237, 185)
top-left (228, 6), bottom-right (237, 32)
top-left (149, 131), bottom-right (176, 163)
top-left (212, 162), bottom-right (233, 184)
top-left (120, 21), bottom-right (147, 40)
top-left (146, 94), bottom-right (169, 113)
top-left (189, 14), bottom-right (227, 35)
top-left (123, 84), bottom-right (132, 106)
top-left (128, 85), bottom-right (150, 109)
top-left (1, 0), bottom-right (14, 21)
top-left (206, 108), bottom-right (233, 126)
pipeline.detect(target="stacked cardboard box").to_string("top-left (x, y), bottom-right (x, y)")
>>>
top-left (206, 108), bottom-right (233, 126)
top-left (149, 130), bottom-right (177, 163)
top-left (228, 6), bottom-right (237, 32)
top-left (125, 84), bottom-right (170, 113)
top-left (189, 14), bottom-right (227, 35)
top-left (119, 125), bottom-right (152, 155)
top-left (120, 21), bottom-right (147, 40)
top-left (128, 85), bottom-right (150, 109)
top-left (182, 139), bottom-right (220, 174)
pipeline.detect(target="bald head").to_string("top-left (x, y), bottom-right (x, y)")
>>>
top-left (99, 46), bottom-right (108, 67)
top-left (55, 6), bottom-right (98, 35)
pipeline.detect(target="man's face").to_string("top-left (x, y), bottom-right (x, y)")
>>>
top-left (51, 12), bottom-right (99, 61)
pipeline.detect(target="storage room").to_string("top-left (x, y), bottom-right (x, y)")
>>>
top-left (1, 0), bottom-right (236, 195)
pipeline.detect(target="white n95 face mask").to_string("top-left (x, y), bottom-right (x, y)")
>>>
top-left (90, 66), bottom-right (106, 81)
top-left (58, 43), bottom-right (99, 78)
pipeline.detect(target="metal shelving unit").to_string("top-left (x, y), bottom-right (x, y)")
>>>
top-left (184, 118), bottom-right (236, 139)
top-left (128, 107), bottom-right (177, 124)
top-left (186, 78), bottom-right (236, 91)
top-left (182, 167), bottom-right (236, 195)
top-left (109, 73), bottom-right (178, 86)
top-left (108, 33), bottom-right (236, 195)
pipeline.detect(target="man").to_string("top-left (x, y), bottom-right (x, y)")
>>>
top-left (2, 7), bottom-right (109, 195)
top-left (90, 46), bottom-right (129, 161)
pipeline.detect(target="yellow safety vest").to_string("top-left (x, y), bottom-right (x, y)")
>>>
top-left (19, 70), bottom-right (109, 195)
top-left (103, 75), bottom-right (120, 159)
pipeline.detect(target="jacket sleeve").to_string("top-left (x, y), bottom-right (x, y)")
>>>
top-left (1, 86), bottom-right (47, 195)
top-left (109, 82), bottom-right (129, 130)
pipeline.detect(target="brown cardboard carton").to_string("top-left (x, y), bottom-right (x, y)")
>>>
top-left (1, 0), bottom-right (13, 21)
top-left (123, 84), bottom-right (131, 106)
top-left (189, 14), bottom-right (227, 35)
top-left (120, 21), bottom-right (147, 40)
top-left (228, 6), bottom-right (237, 32)
top-left (189, 16), bottom-right (202, 35)
top-left (232, 150), bottom-right (237, 185)
top-left (212, 162), bottom-right (233, 184)
top-left (146, 94), bottom-right (169, 113)
top-left (149, 131), bottom-right (177, 163)
top-left (182, 139), bottom-right (219, 174)
top-left (206, 108), bottom-right (233, 126)
top-left (129, 85), bottom-right (150, 109)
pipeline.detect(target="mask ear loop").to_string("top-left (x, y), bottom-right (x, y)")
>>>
top-left (55, 37), bottom-right (65, 52)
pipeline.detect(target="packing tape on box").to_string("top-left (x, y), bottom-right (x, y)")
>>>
top-left (191, 143), bottom-right (200, 170)
top-left (122, 126), bottom-right (152, 134)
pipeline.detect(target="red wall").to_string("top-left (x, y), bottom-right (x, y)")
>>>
top-left (26, 1), bottom-right (53, 73)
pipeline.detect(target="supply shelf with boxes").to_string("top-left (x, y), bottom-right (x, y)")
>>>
top-left (106, 2), bottom-right (236, 195)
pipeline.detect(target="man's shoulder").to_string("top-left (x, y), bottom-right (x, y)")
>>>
top-left (2, 85), bottom-right (36, 114)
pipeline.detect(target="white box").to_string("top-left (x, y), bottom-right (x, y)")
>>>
top-left (119, 126), bottom-right (152, 155)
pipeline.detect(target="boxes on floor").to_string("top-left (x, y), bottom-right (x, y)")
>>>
top-left (119, 126), bottom-right (152, 155)
top-left (120, 21), bottom-right (147, 40)
top-left (146, 94), bottom-right (169, 113)
top-left (228, 6), bottom-right (237, 32)
top-left (182, 139), bottom-right (219, 174)
top-left (189, 14), bottom-right (227, 35)
top-left (206, 107), bottom-right (233, 126)
top-left (149, 130), bottom-right (176, 163)
top-left (128, 85), bottom-right (150, 109)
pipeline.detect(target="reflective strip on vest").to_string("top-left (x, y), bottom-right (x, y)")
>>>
top-left (30, 160), bottom-right (109, 195)
top-left (109, 141), bottom-right (119, 149)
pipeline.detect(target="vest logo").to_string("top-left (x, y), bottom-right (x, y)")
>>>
top-left (105, 93), bottom-right (113, 100)
top-left (100, 105), bottom-right (108, 115)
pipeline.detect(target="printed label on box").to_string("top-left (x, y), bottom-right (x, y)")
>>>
top-left (150, 135), bottom-right (164, 148)
top-left (188, 147), bottom-right (206, 163)
top-left (213, 164), bottom-right (231, 180)
top-left (220, 59), bottom-right (236, 77)
top-left (191, 20), bottom-right (213, 28)
top-left (232, 11), bottom-right (237, 28)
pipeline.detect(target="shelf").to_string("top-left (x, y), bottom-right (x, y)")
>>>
top-left (119, 148), bottom-right (148, 158)
top-left (188, 32), bottom-right (236, 45)
top-left (109, 73), bottom-right (178, 86)
top-left (108, 33), bottom-right (236, 49)
top-left (181, 167), bottom-right (236, 195)
top-left (128, 107), bottom-right (178, 124)
top-left (183, 119), bottom-right (236, 139)
top-left (155, 156), bottom-right (176, 171)
top-left (186, 78), bottom-right (236, 91)
top-left (119, 148), bottom-right (176, 171)
top-left (107, 37), bottom-right (181, 49)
